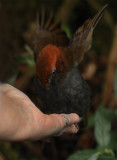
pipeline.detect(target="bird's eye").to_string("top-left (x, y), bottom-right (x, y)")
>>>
top-left (52, 67), bottom-right (56, 75)
top-left (52, 70), bottom-right (56, 75)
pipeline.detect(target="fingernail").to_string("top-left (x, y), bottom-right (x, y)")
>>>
top-left (73, 114), bottom-right (79, 121)
top-left (75, 128), bottom-right (78, 133)
top-left (75, 126), bottom-right (78, 133)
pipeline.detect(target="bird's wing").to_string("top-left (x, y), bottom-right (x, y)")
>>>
top-left (72, 4), bottom-right (108, 46)
top-left (70, 4), bottom-right (108, 64)
top-left (24, 10), bottom-right (69, 61)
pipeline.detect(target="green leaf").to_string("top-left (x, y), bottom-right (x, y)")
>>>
top-left (0, 142), bottom-right (20, 160)
top-left (108, 131), bottom-right (117, 151)
top-left (97, 105), bottom-right (115, 121)
top-left (61, 24), bottom-right (72, 38)
top-left (104, 148), bottom-right (115, 156)
top-left (67, 149), bottom-right (99, 160)
top-left (97, 154), bottom-right (116, 160)
top-left (24, 45), bottom-right (34, 55)
top-left (114, 69), bottom-right (117, 99)
top-left (94, 106), bottom-right (111, 147)
top-left (16, 55), bottom-right (35, 67)
top-left (88, 152), bottom-right (101, 160)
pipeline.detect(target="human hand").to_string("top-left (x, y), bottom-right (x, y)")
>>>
top-left (0, 84), bottom-right (79, 141)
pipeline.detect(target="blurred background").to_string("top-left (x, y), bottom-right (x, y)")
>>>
top-left (0, 0), bottom-right (117, 160)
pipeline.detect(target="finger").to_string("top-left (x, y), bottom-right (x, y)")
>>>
top-left (53, 113), bottom-right (79, 136)
top-left (64, 124), bottom-right (79, 134)
top-left (54, 124), bottom-right (79, 136)
top-left (60, 113), bottom-right (79, 126)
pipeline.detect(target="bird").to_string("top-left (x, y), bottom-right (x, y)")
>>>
top-left (30, 4), bottom-right (108, 118)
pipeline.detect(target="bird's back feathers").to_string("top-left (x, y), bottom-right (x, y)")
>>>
top-left (33, 10), bottom-right (69, 60)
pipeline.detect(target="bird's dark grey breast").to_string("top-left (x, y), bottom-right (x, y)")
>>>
top-left (35, 67), bottom-right (91, 117)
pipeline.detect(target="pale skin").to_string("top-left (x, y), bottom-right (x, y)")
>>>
top-left (0, 84), bottom-right (79, 141)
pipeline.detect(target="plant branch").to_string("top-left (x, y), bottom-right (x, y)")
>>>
top-left (102, 26), bottom-right (117, 108)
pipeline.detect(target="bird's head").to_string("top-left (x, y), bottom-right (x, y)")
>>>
top-left (36, 44), bottom-right (66, 87)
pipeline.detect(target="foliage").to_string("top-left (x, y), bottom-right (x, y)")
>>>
top-left (61, 24), bottom-right (72, 38)
top-left (67, 106), bottom-right (117, 160)
top-left (16, 45), bottom-right (35, 68)
top-left (114, 69), bottom-right (117, 99)
top-left (0, 142), bottom-right (20, 160)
